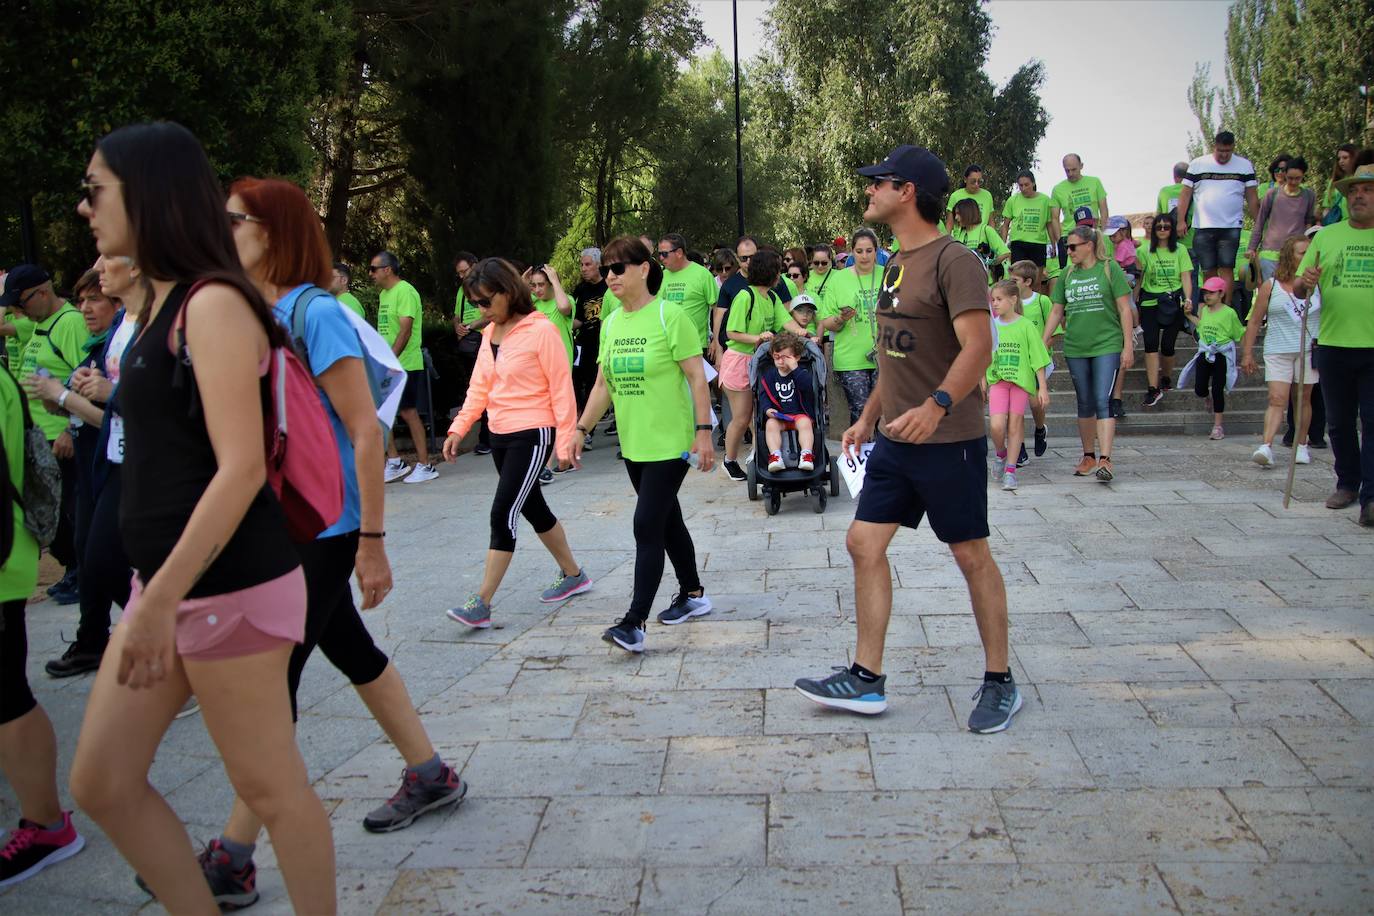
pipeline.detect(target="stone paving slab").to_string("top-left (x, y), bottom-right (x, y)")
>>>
top-left (3, 434), bottom-right (1372, 914)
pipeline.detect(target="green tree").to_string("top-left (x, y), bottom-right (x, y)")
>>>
top-left (756, 0), bottom-right (1047, 244)
top-left (1188, 0), bottom-right (1374, 181)
top-left (0, 0), bottom-right (347, 281)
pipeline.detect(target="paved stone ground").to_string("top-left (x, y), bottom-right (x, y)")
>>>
top-left (3, 431), bottom-right (1372, 915)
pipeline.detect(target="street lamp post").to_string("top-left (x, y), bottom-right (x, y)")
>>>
top-left (732, 0), bottom-right (744, 238)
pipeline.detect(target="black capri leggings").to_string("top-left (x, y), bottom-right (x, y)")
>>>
top-left (73, 467), bottom-right (132, 652)
top-left (1194, 353), bottom-right (1229, 414)
top-left (1139, 292), bottom-right (1185, 356)
top-left (288, 531), bottom-right (390, 720)
top-left (488, 428), bottom-right (558, 552)
top-left (1, 599), bottom-right (37, 725)
top-left (626, 458), bottom-right (702, 626)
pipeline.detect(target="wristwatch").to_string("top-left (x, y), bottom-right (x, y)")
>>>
top-left (930, 389), bottom-right (953, 415)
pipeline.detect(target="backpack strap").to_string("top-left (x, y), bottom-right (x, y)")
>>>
top-left (289, 286), bottom-right (332, 372)
top-left (35, 307), bottom-right (82, 375)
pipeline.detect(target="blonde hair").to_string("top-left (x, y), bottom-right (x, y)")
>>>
top-left (1274, 235), bottom-right (1307, 284)
top-left (1065, 226), bottom-right (1108, 277)
top-left (991, 279), bottom-right (1022, 313)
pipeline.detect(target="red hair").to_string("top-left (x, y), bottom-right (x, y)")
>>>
top-left (227, 177), bottom-right (332, 289)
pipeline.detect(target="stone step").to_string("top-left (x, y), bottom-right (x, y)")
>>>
top-left (1040, 409), bottom-right (1267, 436)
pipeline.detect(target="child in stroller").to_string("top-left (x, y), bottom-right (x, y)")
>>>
top-left (746, 332), bottom-right (841, 513)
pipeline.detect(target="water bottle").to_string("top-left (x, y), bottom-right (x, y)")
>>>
top-left (681, 450), bottom-right (711, 471)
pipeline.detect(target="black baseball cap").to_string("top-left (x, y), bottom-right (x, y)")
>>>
top-left (856, 145), bottom-right (951, 196)
top-left (0, 264), bottom-right (51, 308)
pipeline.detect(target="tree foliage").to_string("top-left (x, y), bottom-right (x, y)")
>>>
top-left (1188, 0), bottom-right (1374, 175)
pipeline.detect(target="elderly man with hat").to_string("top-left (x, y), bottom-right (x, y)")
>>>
top-left (794, 145), bottom-right (1020, 734)
top-left (1295, 155), bottom-right (1374, 525)
top-left (1, 265), bottom-right (88, 597)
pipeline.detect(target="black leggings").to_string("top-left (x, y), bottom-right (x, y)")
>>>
top-left (287, 532), bottom-right (389, 720)
top-left (1194, 353), bottom-right (1229, 413)
top-left (489, 428), bottom-right (558, 552)
top-left (50, 454), bottom-right (77, 569)
top-left (625, 458), bottom-right (702, 626)
top-left (73, 467), bottom-right (132, 652)
top-left (1, 599), bottom-right (36, 725)
top-left (1138, 294), bottom-right (1184, 356)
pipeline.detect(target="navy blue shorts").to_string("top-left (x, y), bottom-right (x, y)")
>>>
top-left (854, 434), bottom-right (990, 543)
top-left (398, 369), bottom-right (425, 410)
top-left (1192, 228), bottom-right (1242, 271)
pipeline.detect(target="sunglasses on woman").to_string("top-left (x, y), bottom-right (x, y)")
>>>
top-left (602, 260), bottom-right (646, 276)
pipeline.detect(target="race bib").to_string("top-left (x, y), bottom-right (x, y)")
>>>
top-left (838, 442), bottom-right (875, 498)
top-left (106, 415), bottom-right (125, 464)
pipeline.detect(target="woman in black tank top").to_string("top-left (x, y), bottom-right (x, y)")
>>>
top-left (67, 122), bottom-right (337, 914)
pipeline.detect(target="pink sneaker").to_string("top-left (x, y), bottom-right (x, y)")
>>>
top-left (1209, 424), bottom-right (1225, 440)
top-left (0, 812), bottom-right (85, 888)
top-left (798, 450), bottom-right (815, 471)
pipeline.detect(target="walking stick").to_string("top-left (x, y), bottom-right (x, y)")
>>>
top-left (1282, 297), bottom-right (1310, 509)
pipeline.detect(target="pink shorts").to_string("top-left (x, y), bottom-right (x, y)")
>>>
top-left (988, 379), bottom-right (1031, 416)
top-left (719, 349), bottom-right (753, 392)
top-left (125, 567), bottom-right (306, 661)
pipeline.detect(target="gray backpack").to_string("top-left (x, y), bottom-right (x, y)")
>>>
top-left (1, 367), bottom-right (62, 548)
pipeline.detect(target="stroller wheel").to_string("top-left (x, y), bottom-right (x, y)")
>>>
top-left (765, 490), bottom-right (781, 516)
top-left (812, 487), bottom-right (828, 514)
top-left (828, 456), bottom-right (840, 497)
top-left (746, 461), bottom-right (759, 501)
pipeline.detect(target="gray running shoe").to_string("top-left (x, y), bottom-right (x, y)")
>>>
top-left (794, 665), bottom-right (887, 714)
top-left (540, 568), bottom-right (592, 603)
top-left (364, 766), bottom-right (468, 833)
top-left (967, 678), bottom-right (1022, 734)
top-left (446, 595), bottom-right (492, 628)
top-left (657, 590), bottom-right (712, 625)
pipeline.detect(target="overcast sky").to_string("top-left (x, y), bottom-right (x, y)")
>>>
top-left (694, 0), bottom-right (1233, 215)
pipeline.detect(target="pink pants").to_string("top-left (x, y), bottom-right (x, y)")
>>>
top-left (988, 380), bottom-right (1030, 416)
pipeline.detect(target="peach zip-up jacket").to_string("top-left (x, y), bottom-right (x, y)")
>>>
top-left (448, 310), bottom-right (578, 462)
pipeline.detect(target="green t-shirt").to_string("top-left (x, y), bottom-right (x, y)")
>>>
top-left (806, 267), bottom-right (855, 329)
top-left (601, 287), bottom-right (622, 322)
top-left (1195, 305), bottom-right (1245, 346)
top-left (950, 224), bottom-right (1009, 282)
top-left (534, 297), bottom-right (575, 366)
top-left (0, 368), bottom-right (39, 602)
top-left (1051, 175), bottom-right (1108, 225)
top-left (1157, 182), bottom-right (1195, 248)
top-left (336, 291), bottom-right (365, 319)
top-left (948, 187), bottom-right (996, 230)
top-left (1002, 192), bottom-right (1054, 245)
top-left (1021, 292), bottom-right (1062, 337)
top-left (725, 287), bottom-right (785, 355)
top-left (377, 280), bottom-right (424, 371)
top-left (1322, 185), bottom-right (1345, 222)
top-left (455, 288), bottom-right (480, 326)
top-left (598, 299), bottom-right (700, 462)
top-left (4, 310), bottom-right (35, 370)
top-left (1050, 260), bottom-right (1131, 358)
top-left (659, 261), bottom-right (717, 348)
top-left (825, 266), bottom-right (882, 371)
top-left (1136, 244), bottom-right (1194, 295)
top-left (18, 303), bottom-right (85, 440)
top-left (987, 315), bottom-right (1052, 395)
top-left (1298, 221), bottom-right (1374, 347)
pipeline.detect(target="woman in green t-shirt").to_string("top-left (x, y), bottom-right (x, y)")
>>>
top-left (1000, 171), bottom-right (1060, 291)
top-left (1043, 225), bottom-right (1135, 481)
top-left (1134, 213), bottom-right (1194, 406)
top-left (572, 237), bottom-right (716, 653)
top-left (950, 198), bottom-right (1010, 282)
top-left (944, 163), bottom-right (994, 233)
top-left (818, 229), bottom-right (882, 425)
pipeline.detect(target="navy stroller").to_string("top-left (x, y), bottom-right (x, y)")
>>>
top-left (745, 338), bottom-right (841, 514)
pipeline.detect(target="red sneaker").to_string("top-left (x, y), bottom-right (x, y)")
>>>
top-left (798, 450), bottom-right (815, 471)
top-left (767, 452), bottom-right (785, 472)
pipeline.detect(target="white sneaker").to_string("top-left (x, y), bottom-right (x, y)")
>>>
top-left (403, 463), bottom-right (439, 484)
top-left (1251, 444), bottom-right (1274, 467)
top-left (1295, 444), bottom-right (1312, 465)
top-left (384, 459), bottom-right (410, 483)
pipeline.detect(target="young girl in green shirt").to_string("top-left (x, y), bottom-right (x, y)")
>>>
top-left (1182, 277), bottom-right (1246, 440)
top-left (984, 280), bottom-right (1051, 491)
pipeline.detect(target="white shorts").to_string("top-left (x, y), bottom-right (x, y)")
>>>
top-left (1264, 351), bottom-right (1318, 385)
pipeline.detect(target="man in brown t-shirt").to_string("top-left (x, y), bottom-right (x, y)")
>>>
top-left (795, 145), bottom-right (1021, 734)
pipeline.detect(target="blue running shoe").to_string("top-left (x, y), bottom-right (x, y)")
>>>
top-left (967, 678), bottom-right (1022, 734)
top-left (447, 595), bottom-right (492, 628)
top-left (540, 568), bottom-right (593, 604)
top-left (794, 666), bottom-right (887, 715)
top-left (603, 618), bottom-right (645, 653)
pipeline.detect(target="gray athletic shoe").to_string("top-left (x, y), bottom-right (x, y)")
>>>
top-left (540, 568), bottom-right (592, 603)
top-left (794, 665), bottom-right (887, 715)
top-left (657, 590), bottom-right (712, 625)
top-left (363, 766), bottom-right (467, 833)
top-left (446, 595), bottom-right (492, 628)
top-left (967, 678), bottom-right (1022, 734)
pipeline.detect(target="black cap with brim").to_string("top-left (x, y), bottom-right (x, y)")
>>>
top-left (0, 264), bottom-right (50, 308)
top-left (856, 145), bottom-right (951, 196)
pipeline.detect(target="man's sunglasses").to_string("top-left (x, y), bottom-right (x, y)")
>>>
top-left (367, 264), bottom-right (387, 273)
top-left (867, 175), bottom-right (909, 188)
top-left (655, 247), bottom-right (680, 259)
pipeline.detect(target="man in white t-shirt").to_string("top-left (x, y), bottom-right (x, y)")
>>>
top-left (1176, 130), bottom-right (1259, 301)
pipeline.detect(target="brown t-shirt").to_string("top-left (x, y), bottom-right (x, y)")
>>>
top-left (873, 236), bottom-right (990, 444)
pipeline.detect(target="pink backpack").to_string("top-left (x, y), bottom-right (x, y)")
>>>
top-left (173, 282), bottom-right (344, 542)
